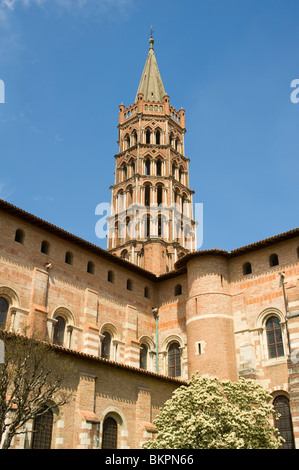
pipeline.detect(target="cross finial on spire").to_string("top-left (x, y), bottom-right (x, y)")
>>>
top-left (149, 26), bottom-right (154, 49)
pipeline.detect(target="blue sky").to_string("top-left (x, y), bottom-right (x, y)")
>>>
top-left (0, 0), bottom-right (298, 253)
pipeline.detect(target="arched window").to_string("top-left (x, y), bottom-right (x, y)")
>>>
top-left (174, 218), bottom-right (181, 242)
top-left (117, 190), bottom-right (125, 212)
top-left (120, 249), bottom-right (129, 261)
top-left (107, 271), bottom-right (114, 283)
top-left (53, 316), bottom-right (66, 347)
top-left (273, 396), bottom-right (295, 449)
top-left (156, 130), bottom-right (160, 145)
top-left (158, 213), bottom-right (163, 237)
top-left (125, 216), bottom-right (131, 241)
top-left (157, 185), bottom-right (163, 205)
top-left (146, 213), bottom-right (151, 238)
top-left (114, 220), bottom-right (119, 243)
top-left (127, 279), bottom-right (133, 291)
top-left (140, 344), bottom-right (148, 370)
top-left (243, 262), bottom-right (252, 275)
top-left (156, 159), bottom-right (162, 176)
top-left (31, 407), bottom-right (53, 449)
top-left (174, 284), bottom-right (182, 296)
top-left (101, 331), bottom-right (111, 360)
top-left (144, 287), bottom-right (150, 299)
top-left (146, 129), bottom-right (151, 144)
top-left (266, 316), bottom-right (284, 359)
top-left (102, 417), bottom-right (118, 449)
top-left (269, 254), bottom-right (279, 267)
top-left (127, 185), bottom-right (133, 207)
top-left (168, 342), bottom-right (181, 377)
top-left (0, 297), bottom-right (9, 329)
top-left (144, 184), bottom-right (151, 207)
top-left (179, 167), bottom-right (183, 182)
top-left (145, 159), bottom-right (151, 176)
top-left (87, 261), bottom-right (94, 274)
top-left (14, 229), bottom-right (24, 244)
top-left (41, 241), bottom-right (50, 255)
top-left (65, 252), bottom-right (73, 265)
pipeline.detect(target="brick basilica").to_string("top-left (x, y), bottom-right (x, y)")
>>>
top-left (0, 36), bottom-right (298, 449)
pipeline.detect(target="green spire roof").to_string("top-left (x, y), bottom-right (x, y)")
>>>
top-left (135, 37), bottom-right (166, 103)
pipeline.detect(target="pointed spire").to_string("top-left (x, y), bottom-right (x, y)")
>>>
top-left (135, 35), bottom-right (166, 103)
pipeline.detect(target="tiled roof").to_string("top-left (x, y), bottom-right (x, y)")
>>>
top-left (175, 228), bottom-right (299, 269)
top-left (0, 330), bottom-right (188, 386)
top-left (0, 198), bottom-right (184, 282)
top-left (1, 197), bottom-right (297, 278)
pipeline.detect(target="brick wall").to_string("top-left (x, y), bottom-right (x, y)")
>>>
top-left (1, 205), bottom-right (299, 448)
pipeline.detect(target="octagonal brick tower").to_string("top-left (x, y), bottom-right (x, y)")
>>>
top-left (107, 36), bottom-right (196, 276)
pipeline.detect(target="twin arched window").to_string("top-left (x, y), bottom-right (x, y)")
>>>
top-left (145, 129), bottom-right (161, 145)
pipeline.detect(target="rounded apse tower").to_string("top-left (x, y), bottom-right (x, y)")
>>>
top-left (175, 250), bottom-right (238, 382)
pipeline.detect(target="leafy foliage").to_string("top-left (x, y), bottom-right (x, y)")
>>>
top-left (143, 375), bottom-right (284, 449)
top-left (0, 329), bottom-right (74, 449)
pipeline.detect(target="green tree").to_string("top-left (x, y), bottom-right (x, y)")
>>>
top-left (0, 330), bottom-right (74, 449)
top-left (143, 375), bottom-right (284, 449)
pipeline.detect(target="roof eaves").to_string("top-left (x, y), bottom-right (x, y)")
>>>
top-left (0, 199), bottom-right (159, 281)
top-left (51, 342), bottom-right (188, 385)
top-left (174, 229), bottom-right (299, 269)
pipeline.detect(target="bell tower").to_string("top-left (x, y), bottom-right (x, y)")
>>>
top-left (107, 36), bottom-right (196, 275)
